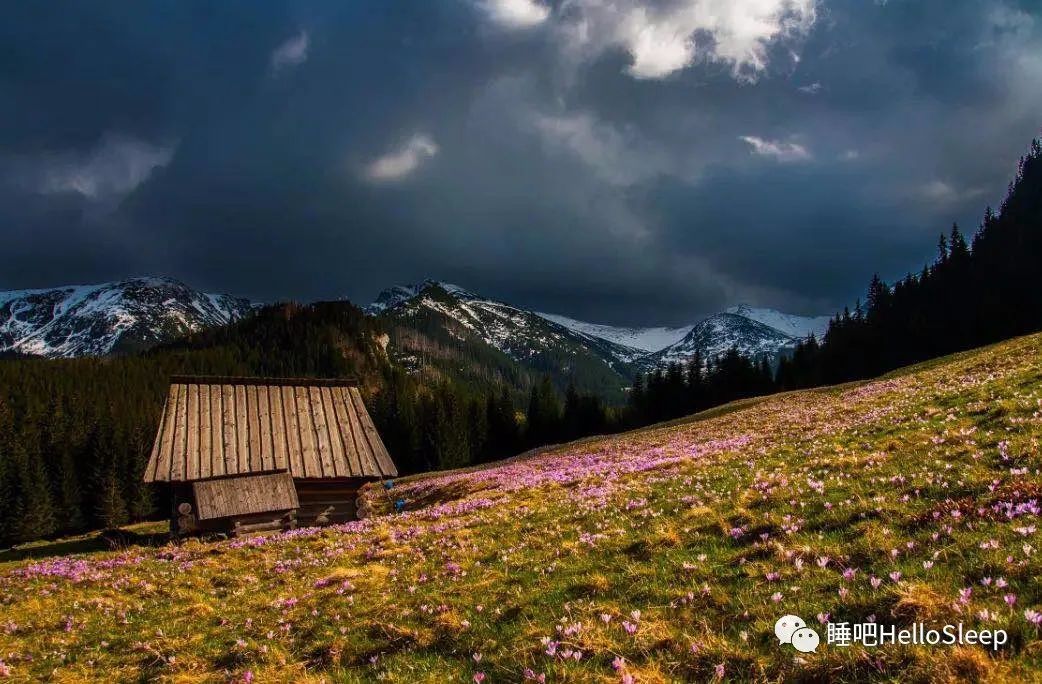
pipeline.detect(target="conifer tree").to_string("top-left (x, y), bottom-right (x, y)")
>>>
top-left (949, 223), bottom-right (969, 260)
top-left (11, 442), bottom-right (58, 542)
top-left (526, 377), bottom-right (561, 446)
top-left (94, 464), bottom-right (129, 529)
top-left (484, 388), bottom-right (518, 462)
top-left (563, 384), bottom-right (581, 440)
top-left (685, 350), bottom-right (704, 412)
top-left (0, 401), bottom-right (13, 547)
top-left (629, 373), bottom-right (646, 424)
top-left (57, 447), bottom-right (85, 531)
top-left (467, 397), bottom-right (488, 464)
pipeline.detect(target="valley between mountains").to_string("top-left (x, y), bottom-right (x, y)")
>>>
top-left (2, 331), bottom-right (1040, 681)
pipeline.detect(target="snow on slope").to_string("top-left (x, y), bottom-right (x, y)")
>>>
top-left (725, 305), bottom-right (829, 340)
top-left (0, 277), bottom-right (253, 358)
top-left (364, 280), bottom-right (479, 315)
top-left (535, 312), bottom-right (691, 353)
top-left (541, 306), bottom-right (830, 370)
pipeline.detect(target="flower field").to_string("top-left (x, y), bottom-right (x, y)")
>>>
top-left (3, 335), bottom-right (1042, 682)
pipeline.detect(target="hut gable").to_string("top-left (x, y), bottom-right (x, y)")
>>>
top-left (145, 376), bottom-right (397, 483)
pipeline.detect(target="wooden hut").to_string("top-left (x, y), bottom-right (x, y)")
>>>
top-left (143, 376), bottom-right (397, 536)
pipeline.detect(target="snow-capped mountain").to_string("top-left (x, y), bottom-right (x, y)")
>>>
top-left (535, 313), bottom-right (692, 354)
top-left (0, 277), bottom-right (253, 358)
top-left (539, 307), bottom-right (826, 368)
top-left (637, 313), bottom-right (798, 371)
top-left (540, 306), bottom-right (828, 371)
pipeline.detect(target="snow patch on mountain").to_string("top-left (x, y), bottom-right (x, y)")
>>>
top-left (725, 305), bottom-right (829, 340)
top-left (363, 280), bottom-right (478, 315)
top-left (539, 306), bottom-right (830, 370)
top-left (535, 313), bottom-right (692, 353)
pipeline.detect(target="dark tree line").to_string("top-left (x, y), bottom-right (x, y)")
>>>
top-left (627, 348), bottom-right (775, 425)
top-left (778, 137), bottom-right (1042, 388)
top-left (372, 372), bottom-right (613, 476)
top-left (0, 303), bottom-right (381, 546)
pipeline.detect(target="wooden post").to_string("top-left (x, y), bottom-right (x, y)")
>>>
top-left (172, 496), bottom-right (197, 538)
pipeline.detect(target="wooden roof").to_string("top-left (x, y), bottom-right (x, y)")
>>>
top-left (193, 472), bottom-right (299, 520)
top-left (144, 376), bottom-right (397, 483)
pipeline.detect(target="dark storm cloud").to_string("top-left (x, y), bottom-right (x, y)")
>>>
top-left (1, 0), bottom-right (1040, 325)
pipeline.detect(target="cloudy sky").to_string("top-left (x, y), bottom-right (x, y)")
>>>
top-left (2, 0), bottom-right (1041, 325)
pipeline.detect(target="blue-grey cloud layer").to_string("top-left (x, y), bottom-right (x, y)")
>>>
top-left (1, 0), bottom-right (1040, 325)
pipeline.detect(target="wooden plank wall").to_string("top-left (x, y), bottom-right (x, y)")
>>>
top-left (192, 472), bottom-right (299, 520)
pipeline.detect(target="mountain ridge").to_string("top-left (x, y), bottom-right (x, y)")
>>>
top-left (535, 312), bottom-right (692, 355)
top-left (724, 304), bottom-right (829, 340)
top-left (0, 277), bottom-right (253, 358)
top-left (367, 280), bottom-right (829, 372)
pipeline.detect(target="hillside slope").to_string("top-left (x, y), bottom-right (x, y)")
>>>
top-left (3, 334), bottom-right (1042, 681)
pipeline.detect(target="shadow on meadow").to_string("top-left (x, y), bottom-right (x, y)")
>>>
top-left (0, 522), bottom-right (169, 564)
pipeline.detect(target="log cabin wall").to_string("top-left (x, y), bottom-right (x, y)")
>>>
top-left (171, 476), bottom-right (374, 535)
top-left (225, 509), bottom-right (297, 536)
top-left (294, 477), bottom-right (370, 526)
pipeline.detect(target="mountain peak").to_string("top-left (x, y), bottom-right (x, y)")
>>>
top-left (364, 279), bottom-right (481, 314)
top-left (725, 303), bottom-right (756, 316)
top-left (635, 311), bottom-right (796, 371)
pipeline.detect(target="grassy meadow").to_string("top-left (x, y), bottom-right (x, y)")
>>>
top-left (2, 334), bottom-right (1042, 682)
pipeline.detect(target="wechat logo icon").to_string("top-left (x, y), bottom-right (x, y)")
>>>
top-left (775, 615), bottom-right (820, 653)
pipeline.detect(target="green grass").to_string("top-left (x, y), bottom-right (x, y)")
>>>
top-left (3, 334), bottom-right (1042, 682)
